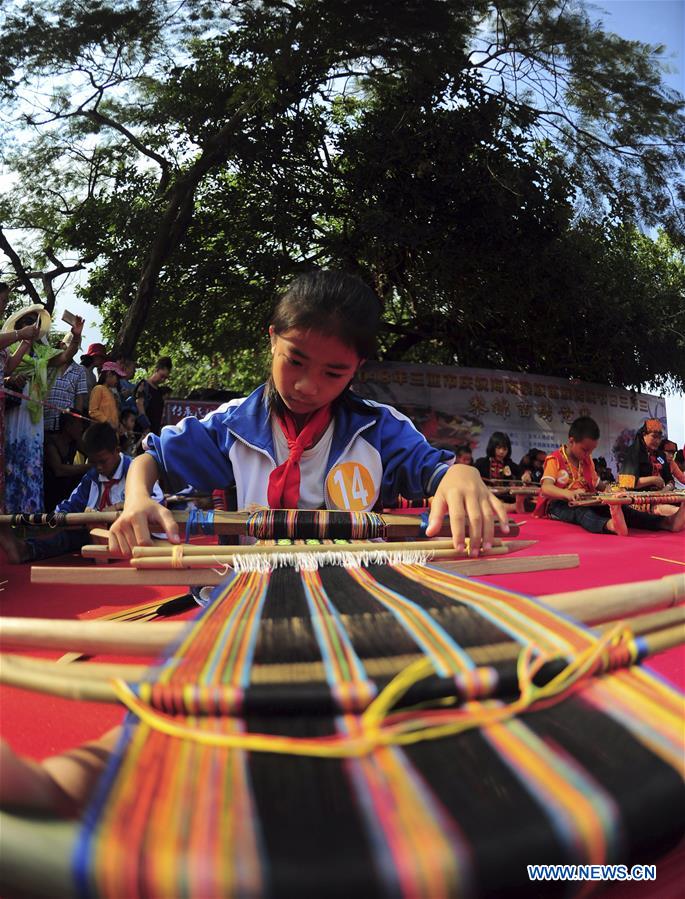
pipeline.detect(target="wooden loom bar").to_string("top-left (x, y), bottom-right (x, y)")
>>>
top-left (0, 509), bottom-right (520, 539)
top-left (128, 537), bottom-right (496, 558)
top-left (128, 542), bottom-right (534, 569)
top-left (1, 607), bottom-right (682, 703)
top-left (87, 537), bottom-right (504, 561)
top-left (570, 491), bottom-right (685, 507)
top-left (5, 576), bottom-right (683, 658)
top-left (546, 573), bottom-right (685, 623)
top-left (0, 619), bottom-right (179, 655)
top-left (33, 551), bottom-right (578, 586)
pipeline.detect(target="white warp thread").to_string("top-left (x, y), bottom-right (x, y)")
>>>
top-left (230, 549), bottom-right (434, 573)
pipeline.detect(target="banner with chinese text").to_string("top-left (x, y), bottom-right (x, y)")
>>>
top-left (354, 363), bottom-right (666, 474)
top-left (163, 398), bottom-right (222, 427)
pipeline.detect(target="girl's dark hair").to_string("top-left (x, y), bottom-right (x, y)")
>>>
top-left (98, 370), bottom-right (119, 385)
top-left (267, 270), bottom-right (382, 413)
top-left (271, 270), bottom-right (382, 358)
top-left (486, 431), bottom-right (512, 460)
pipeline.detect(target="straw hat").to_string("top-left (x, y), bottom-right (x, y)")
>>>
top-left (1, 303), bottom-right (52, 341)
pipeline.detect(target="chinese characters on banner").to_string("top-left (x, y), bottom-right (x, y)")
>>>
top-left (353, 363), bottom-right (667, 474)
top-left (162, 399), bottom-right (222, 427)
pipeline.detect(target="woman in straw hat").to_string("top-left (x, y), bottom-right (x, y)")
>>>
top-left (1, 300), bottom-right (84, 513)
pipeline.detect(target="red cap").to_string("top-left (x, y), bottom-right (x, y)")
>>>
top-left (85, 342), bottom-right (109, 358)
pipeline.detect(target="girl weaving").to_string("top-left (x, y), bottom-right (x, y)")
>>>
top-left (1, 269), bottom-right (509, 816)
top-left (109, 270), bottom-right (509, 557)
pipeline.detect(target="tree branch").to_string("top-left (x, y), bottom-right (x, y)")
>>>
top-left (0, 228), bottom-right (44, 305)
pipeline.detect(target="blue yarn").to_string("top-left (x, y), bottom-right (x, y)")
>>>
top-left (419, 511), bottom-right (430, 536)
top-left (184, 508), bottom-right (215, 542)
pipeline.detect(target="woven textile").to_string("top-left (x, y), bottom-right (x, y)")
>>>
top-left (75, 564), bottom-right (685, 898)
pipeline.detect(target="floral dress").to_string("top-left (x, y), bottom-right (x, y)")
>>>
top-left (4, 343), bottom-right (60, 513)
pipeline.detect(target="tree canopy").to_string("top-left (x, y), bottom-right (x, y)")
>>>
top-left (1, 0), bottom-right (683, 391)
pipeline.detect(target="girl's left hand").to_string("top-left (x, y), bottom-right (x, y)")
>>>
top-left (424, 465), bottom-right (509, 555)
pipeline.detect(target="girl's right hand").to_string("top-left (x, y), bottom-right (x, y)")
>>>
top-left (108, 497), bottom-right (180, 556)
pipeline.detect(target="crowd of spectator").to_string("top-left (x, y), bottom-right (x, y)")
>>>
top-left (1, 284), bottom-right (173, 513)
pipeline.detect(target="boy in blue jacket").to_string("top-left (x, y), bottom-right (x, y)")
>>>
top-left (0, 422), bottom-right (163, 563)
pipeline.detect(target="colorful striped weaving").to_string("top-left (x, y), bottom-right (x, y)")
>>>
top-left (74, 564), bottom-right (685, 897)
top-left (245, 509), bottom-right (388, 540)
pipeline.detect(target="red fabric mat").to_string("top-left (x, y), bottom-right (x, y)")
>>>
top-left (0, 522), bottom-right (683, 897)
top-left (0, 557), bottom-right (195, 758)
top-left (1, 518), bottom-right (682, 758)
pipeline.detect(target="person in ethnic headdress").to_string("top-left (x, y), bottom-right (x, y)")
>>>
top-left (619, 419), bottom-right (670, 491)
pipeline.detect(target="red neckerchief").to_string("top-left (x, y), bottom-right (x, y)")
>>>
top-left (98, 478), bottom-right (120, 510)
top-left (648, 452), bottom-right (662, 478)
top-left (267, 404), bottom-right (333, 509)
top-left (533, 446), bottom-right (595, 517)
top-left (489, 459), bottom-right (504, 479)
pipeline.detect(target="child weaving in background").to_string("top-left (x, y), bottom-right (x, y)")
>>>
top-left (1, 269), bottom-right (509, 815)
top-left (535, 416), bottom-right (685, 536)
top-left (0, 423), bottom-right (164, 564)
top-left (109, 270), bottom-right (508, 557)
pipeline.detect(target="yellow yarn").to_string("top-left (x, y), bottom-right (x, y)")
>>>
top-left (111, 624), bottom-right (635, 758)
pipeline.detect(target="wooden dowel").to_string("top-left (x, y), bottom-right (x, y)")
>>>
top-left (2, 654), bottom-right (151, 681)
top-left (0, 655), bottom-right (122, 702)
top-left (596, 605), bottom-right (684, 636)
top-left (2, 606), bottom-right (682, 703)
top-left (540, 574), bottom-right (685, 623)
top-left (0, 619), bottom-right (180, 656)
top-left (544, 574), bottom-right (685, 624)
top-left (129, 537), bottom-right (499, 558)
top-left (9, 605), bottom-right (679, 676)
top-left (4, 582), bottom-right (682, 660)
top-left (82, 534), bottom-right (521, 562)
top-left (129, 543), bottom-right (533, 570)
top-left (117, 538), bottom-right (489, 560)
top-left (642, 623), bottom-right (685, 655)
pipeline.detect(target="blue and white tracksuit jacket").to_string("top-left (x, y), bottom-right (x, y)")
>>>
top-left (56, 454), bottom-right (163, 513)
top-left (26, 454), bottom-right (163, 562)
top-left (146, 385), bottom-right (454, 510)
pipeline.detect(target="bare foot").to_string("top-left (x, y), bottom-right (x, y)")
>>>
top-left (0, 739), bottom-right (77, 816)
top-left (661, 503), bottom-right (685, 532)
top-left (607, 506), bottom-right (628, 536)
top-left (0, 525), bottom-right (29, 564)
top-left (0, 727), bottom-right (120, 817)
